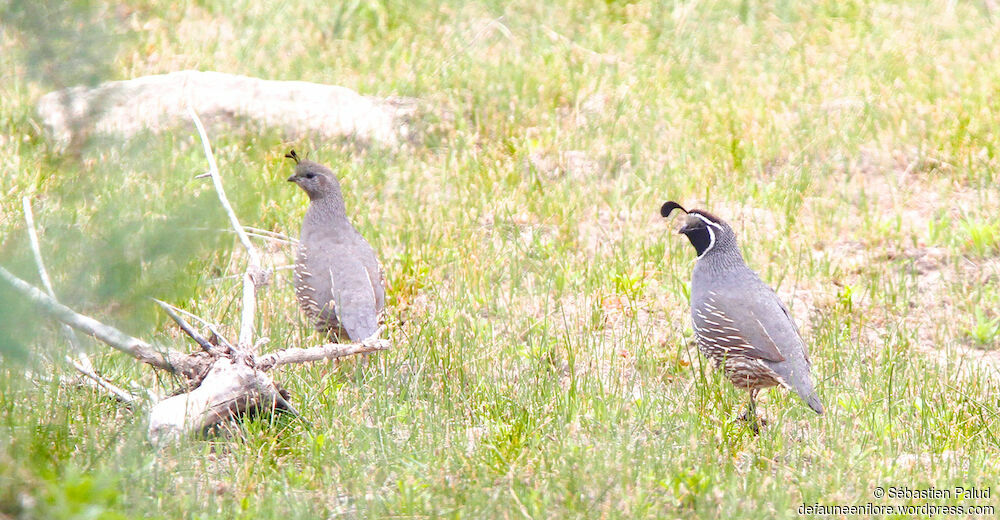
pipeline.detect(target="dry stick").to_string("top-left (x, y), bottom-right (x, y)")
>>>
top-left (154, 300), bottom-right (237, 353)
top-left (22, 197), bottom-right (137, 403)
top-left (209, 265), bottom-right (294, 284)
top-left (243, 231), bottom-right (297, 246)
top-left (188, 106), bottom-right (269, 356)
top-left (0, 265), bottom-right (194, 374)
top-left (67, 357), bottom-right (138, 404)
top-left (257, 338), bottom-right (390, 371)
top-left (22, 197), bottom-right (84, 357)
top-left (187, 108), bottom-right (260, 268)
top-left (243, 226), bottom-right (298, 244)
top-left (258, 327), bottom-right (389, 370)
top-left (152, 299), bottom-right (226, 357)
top-left (187, 227), bottom-right (297, 245)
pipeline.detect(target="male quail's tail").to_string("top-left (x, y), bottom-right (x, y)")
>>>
top-left (661, 201), bottom-right (823, 419)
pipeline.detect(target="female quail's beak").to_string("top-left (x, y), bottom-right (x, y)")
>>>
top-left (286, 174), bottom-right (297, 182)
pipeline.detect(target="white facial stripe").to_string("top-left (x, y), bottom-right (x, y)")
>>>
top-left (691, 213), bottom-right (723, 230)
top-left (697, 224), bottom-right (716, 258)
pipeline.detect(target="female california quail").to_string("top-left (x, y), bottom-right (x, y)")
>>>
top-left (661, 201), bottom-right (823, 426)
top-left (286, 150), bottom-right (385, 341)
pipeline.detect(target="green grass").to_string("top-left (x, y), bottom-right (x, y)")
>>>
top-left (2, 0), bottom-right (1000, 518)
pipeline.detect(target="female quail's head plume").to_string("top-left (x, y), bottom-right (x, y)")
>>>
top-left (286, 150), bottom-right (385, 342)
top-left (662, 201), bottom-right (823, 427)
top-left (285, 149), bottom-right (346, 206)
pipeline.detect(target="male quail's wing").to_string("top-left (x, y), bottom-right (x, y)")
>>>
top-left (775, 296), bottom-right (810, 365)
top-left (696, 290), bottom-right (787, 362)
top-left (325, 252), bottom-right (380, 342)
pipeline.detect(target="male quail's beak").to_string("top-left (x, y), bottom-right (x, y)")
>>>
top-left (677, 216), bottom-right (698, 235)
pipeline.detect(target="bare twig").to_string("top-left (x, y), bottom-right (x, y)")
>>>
top-left (258, 338), bottom-right (390, 371)
top-left (22, 198), bottom-right (84, 355)
top-left (153, 299), bottom-right (226, 356)
top-left (0, 265), bottom-right (194, 375)
top-left (186, 227), bottom-right (297, 245)
top-left (154, 301), bottom-right (236, 353)
top-left (189, 107), bottom-right (270, 357)
top-left (187, 107), bottom-right (261, 268)
top-left (243, 226), bottom-right (298, 244)
top-left (237, 272), bottom-right (258, 355)
top-left (23, 197), bottom-right (138, 403)
top-left (68, 357), bottom-right (138, 403)
top-left (209, 265), bottom-right (294, 283)
top-left (243, 231), bottom-right (297, 246)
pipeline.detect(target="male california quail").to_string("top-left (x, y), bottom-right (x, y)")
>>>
top-left (286, 150), bottom-right (385, 341)
top-left (661, 201), bottom-right (823, 426)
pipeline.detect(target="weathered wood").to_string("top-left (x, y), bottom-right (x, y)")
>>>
top-left (147, 357), bottom-right (283, 444)
top-left (0, 266), bottom-right (205, 378)
top-left (23, 197), bottom-right (138, 403)
top-left (258, 338), bottom-right (390, 371)
top-left (189, 106), bottom-right (270, 360)
top-left (153, 299), bottom-right (225, 357)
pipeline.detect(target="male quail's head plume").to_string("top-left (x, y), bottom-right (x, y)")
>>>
top-left (661, 201), bottom-right (823, 426)
top-left (286, 150), bottom-right (386, 342)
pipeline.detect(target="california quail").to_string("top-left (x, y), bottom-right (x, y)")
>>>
top-left (286, 150), bottom-right (385, 341)
top-left (661, 201), bottom-right (823, 426)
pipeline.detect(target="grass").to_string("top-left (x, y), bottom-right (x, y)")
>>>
top-left (1, 0), bottom-right (999, 518)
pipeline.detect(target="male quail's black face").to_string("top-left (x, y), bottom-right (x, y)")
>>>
top-left (660, 201), bottom-right (725, 258)
top-left (678, 213), bottom-right (717, 257)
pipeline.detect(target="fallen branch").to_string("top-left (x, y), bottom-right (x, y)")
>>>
top-left (147, 357), bottom-right (284, 445)
top-left (258, 338), bottom-right (391, 371)
top-left (153, 299), bottom-right (225, 357)
top-left (188, 107), bottom-right (261, 270)
top-left (243, 226), bottom-right (297, 243)
top-left (68, 356), bottom-right (137, 404)
top-left (0, 265), bottom-right (203, 378)
top-left (23, 197), bottom-right (84, 355)
top-left (155, 301), bottom-right (237, 354)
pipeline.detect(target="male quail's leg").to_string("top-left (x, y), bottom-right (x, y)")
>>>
top-left (740, 389), bottom-right (762, 434)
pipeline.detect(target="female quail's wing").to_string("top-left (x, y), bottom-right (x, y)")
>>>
top-left (324, 252), bottom-right (380, 342)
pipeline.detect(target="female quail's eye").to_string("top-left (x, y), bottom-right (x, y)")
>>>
top-left (305, 173), bottom-right (316, 179)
